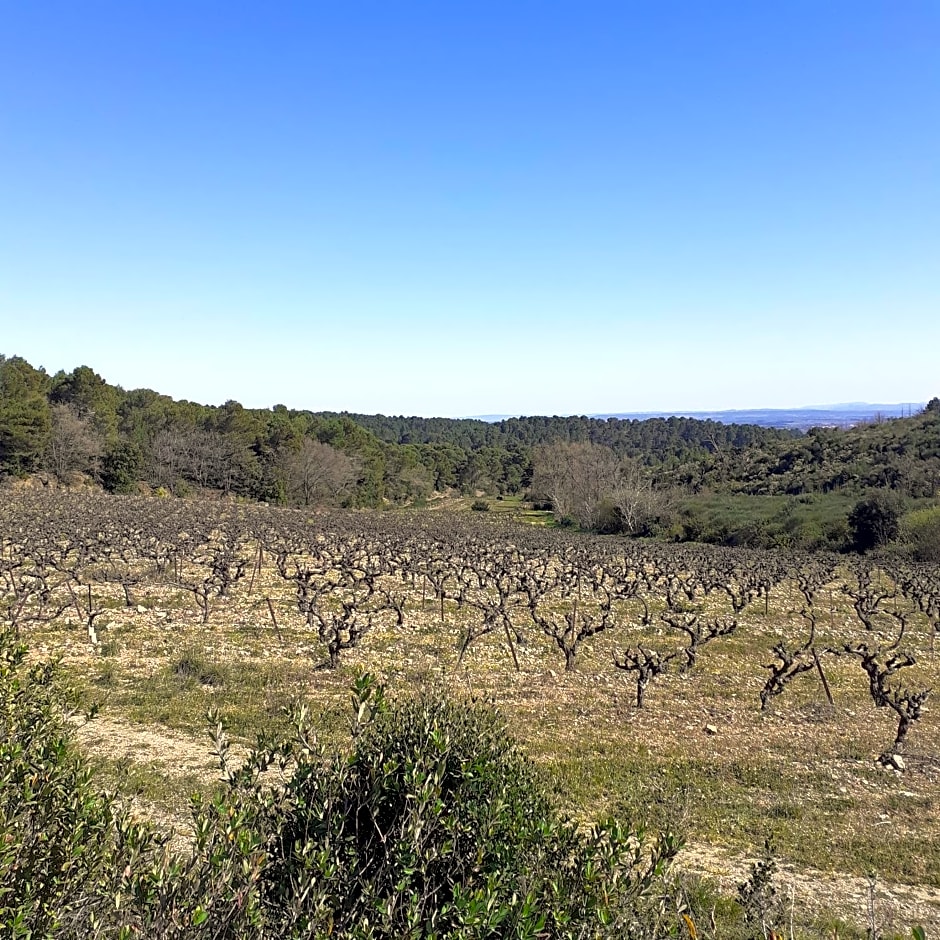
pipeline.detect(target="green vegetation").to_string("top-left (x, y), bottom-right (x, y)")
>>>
top-left (1, 631), bottom-right (688, 938)
top-left (849, 491), bottom-right (905, 553)
top-left (671, 492), bottom-right (855, 551)
top-left (899, 505), bottom-right (940, 562)
top-left (0, 353), bottom-right (937, 555)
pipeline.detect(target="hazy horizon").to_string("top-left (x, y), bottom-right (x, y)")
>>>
top-left (2, 3), bottom-right (937, 418)
top-left (4, 344), bottom-right (929, 422)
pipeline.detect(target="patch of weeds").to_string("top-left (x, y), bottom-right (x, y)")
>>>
top-left (835, 739), bottom-right (877, 762)
top-left (94, 661), bottom-right (117, 687)
top-left (89, 754), bottom-right (210, 813)
top-left (792, 701), bottom-right (839, 724)
top-left (159, 590), bottom-right (197, 612)
top-left (821, 794), bottom-right (856, 814)
top-left (548, 748), bottom-right (710, 836)
top-left (837, 833), bottom-right (940, 888)
top-left (677, 873), bottom-right (745, 938)
top-left (111, 654), bottom-right (322, 741)
top-left (171, 648), bottom-right (226, 687)
top-left (766, 801), bottom-right (804, 821)
top-left (883, 791), bottom-right (934, 817)
top-left (727, 760), bottom-right (792, 791)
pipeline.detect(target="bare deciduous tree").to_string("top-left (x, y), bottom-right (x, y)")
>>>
top-left (607, 459), bottom-right (670, 536)
top-left (531, 444), bottom-right (670, 533)
top-left (530, 442), bottom-right (618, 528)
top-left (43, 403), bottom-right (103, 481)
top-left (148, 428), bottom-right (252, 493)
top-left (280, 439), bottom-right (360, 507)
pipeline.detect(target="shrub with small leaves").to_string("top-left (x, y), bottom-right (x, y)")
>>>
top-left (735, 839), bottom-right (783, 940)
top-left (0, 633), bottom-right (682, 938)
top-left (0, 629), bottom-right (158, 938)
top-left (224, 674), bottom-right (682, 937)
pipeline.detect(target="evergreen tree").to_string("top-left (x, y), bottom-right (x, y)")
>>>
top-left (0, 355), bottom-right (51, 474)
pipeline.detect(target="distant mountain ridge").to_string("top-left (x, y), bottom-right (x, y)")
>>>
top-left (468, 403), bottom-right (926, 432)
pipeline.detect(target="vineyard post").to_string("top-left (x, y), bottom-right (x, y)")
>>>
top-left (248, 544), bottom-right (263, 595)
top-left (812, 648), bottom-right (834, 706)
top-left (265, 596), bottom-right (285, 646)
top-left (502, 618), bottom-right (521, 671)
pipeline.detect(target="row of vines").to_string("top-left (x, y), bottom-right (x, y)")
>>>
top-left (2, 488), bottom-right (938, 766)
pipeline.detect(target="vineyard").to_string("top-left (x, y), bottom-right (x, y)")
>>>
top-left (3, 486), bottom-right (940, 933)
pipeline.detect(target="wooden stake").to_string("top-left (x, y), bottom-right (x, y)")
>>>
top-left (502, 618), bottom-right (521, 672)
top-left (265, 596), bottom-right (285, 646)
top-left (813, 647), bottom-right (834, 706)
top-left (248, 545), bottom-right (263, 595)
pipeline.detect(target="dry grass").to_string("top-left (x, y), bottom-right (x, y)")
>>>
top-left (23, 550), bottom-right (940, 934)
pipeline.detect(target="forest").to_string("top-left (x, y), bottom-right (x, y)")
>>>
top-left (1, 353), bottom-right (938, 555)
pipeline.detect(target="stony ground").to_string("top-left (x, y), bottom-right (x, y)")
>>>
top-left (33, 562), bottom-right (940, 936)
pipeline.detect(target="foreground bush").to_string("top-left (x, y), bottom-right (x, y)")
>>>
top-left (0, 634), bottom-right (130, 937)
top-left (0, 631), bottom-right (681, 938)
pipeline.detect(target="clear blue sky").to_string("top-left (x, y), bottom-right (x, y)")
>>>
top-left (1, 2), bottom-right (937, 417)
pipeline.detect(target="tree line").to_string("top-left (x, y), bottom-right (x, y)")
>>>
top-left (0, 355), bottom-right (528, 505)
top-left (1, 354), bottom-right (938, 550)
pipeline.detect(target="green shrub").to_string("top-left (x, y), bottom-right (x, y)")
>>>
top-left (225, 675), bottom-right (682, 937)
top-left (671, 494), bottom-right (853, 552)
top-left (0, 634), bottom-right (682, 938)
top-left (0, 631), bottom-right (162, 938)
top-left (848, 490), bottom-right (904, 553)
top-left (900, 504), bottom-right (940, 562)
top-left (100, 442), bottom-right (143, 494)
top-left (170, 648), bottom-right (226, 687)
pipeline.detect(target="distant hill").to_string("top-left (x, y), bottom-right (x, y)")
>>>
top-left (469, 404), bottom-right (925, 432)
top-left (593, 403), bottom-right (925, 432)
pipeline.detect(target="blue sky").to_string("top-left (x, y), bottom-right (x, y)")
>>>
top-left (1, 2), bottom-right (937, 417)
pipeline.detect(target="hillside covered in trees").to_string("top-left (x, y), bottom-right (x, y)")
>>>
top-left (1, 353), bottom-right (938, 553)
